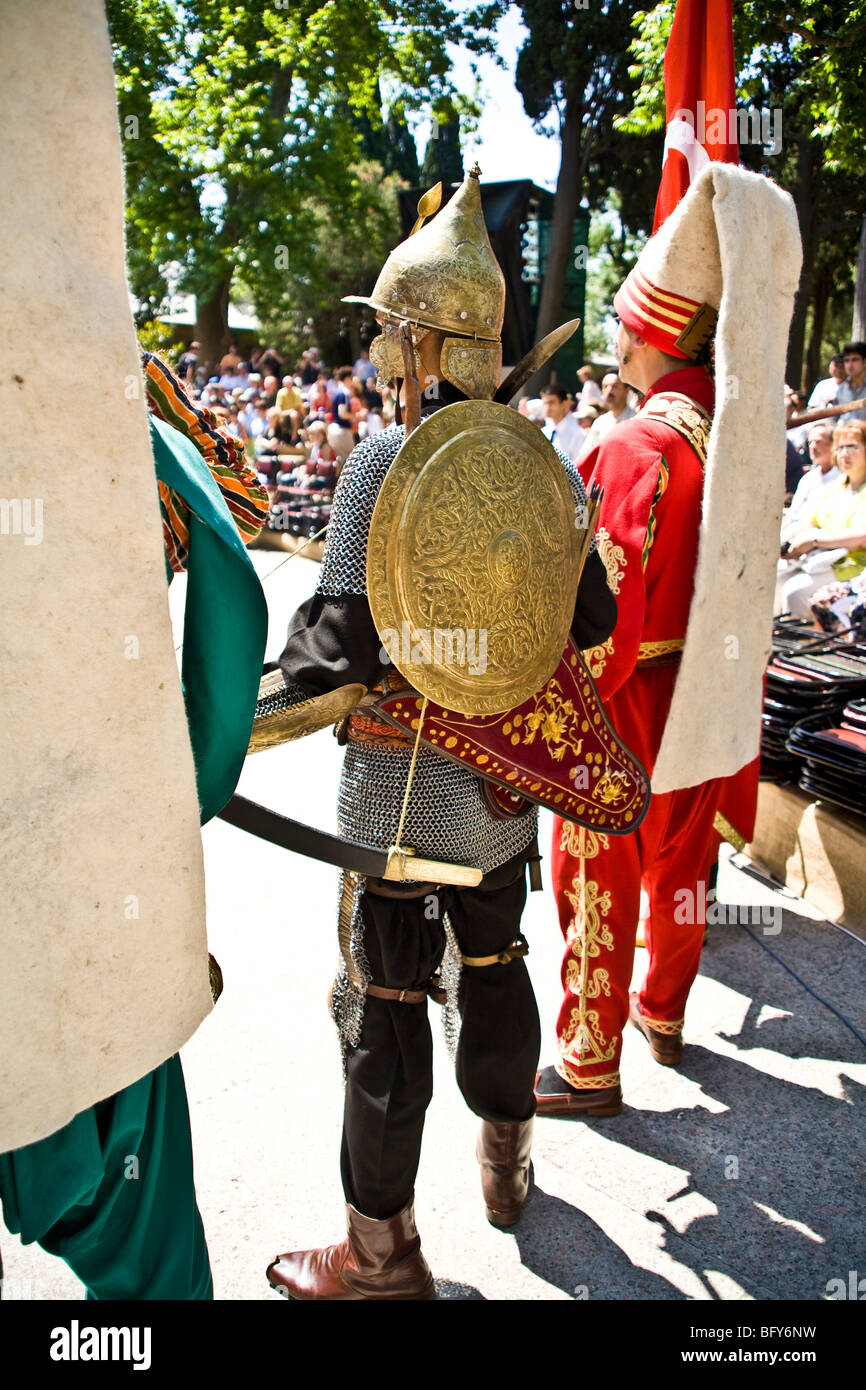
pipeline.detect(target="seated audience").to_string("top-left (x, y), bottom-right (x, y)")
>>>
top-left (778, 421), bottom-right (866, 620)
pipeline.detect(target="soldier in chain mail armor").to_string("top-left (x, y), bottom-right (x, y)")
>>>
top-left (262, 166), bottom-right (617, 1300)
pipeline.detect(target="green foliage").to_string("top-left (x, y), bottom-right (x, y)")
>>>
top-left (618, 2), bottom-right (866, 383)
top-left (620, 0), bottom-right (866, 167)
top-left (136, 319), bottom-right (183, 359)
top-left (583, 198), bottom-right (647, 358)
top-left (106, 0), bottom-right (501, 357)
top-left (420, 107), bottom-right (466, 187)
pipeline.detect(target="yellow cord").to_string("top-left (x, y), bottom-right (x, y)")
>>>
top-left (394, 696), bottom-right (428, 850)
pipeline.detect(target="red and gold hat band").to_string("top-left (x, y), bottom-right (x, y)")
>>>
top-left (614, 267), bottom-right (717, 360)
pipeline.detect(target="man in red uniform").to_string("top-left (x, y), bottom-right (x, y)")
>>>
top-left (535, 164), bottom-right (802, 1114)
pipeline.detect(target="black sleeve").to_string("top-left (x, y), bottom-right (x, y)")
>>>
top-left (571, 547), bottom-right (617, 650)
top-left (277, 592), bottom-right (387, 695)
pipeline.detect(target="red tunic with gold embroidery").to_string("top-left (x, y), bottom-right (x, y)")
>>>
top-left (550, 366), bottom-right (728, 1092)
top-left (577, 365), bottom-right (713, 699)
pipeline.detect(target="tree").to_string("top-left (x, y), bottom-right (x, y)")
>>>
top-left (582, 197), bottom-right (645, 359)
top-left (107, 0), bottom-right (503, 371)
top-left (420, 104), bottom-right (466, 187)
top-left (511, 0), bottom-right (658, 360)
top-left (620, 0), bottom-right (866, 388)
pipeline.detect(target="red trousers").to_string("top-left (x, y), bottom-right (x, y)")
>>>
top-left (551, 664), bottom-right (723, 1090)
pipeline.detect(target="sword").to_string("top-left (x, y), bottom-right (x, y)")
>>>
top-left (495, 318), bottom-right (581, 405)
top-left (217, 794), bottom-right (482, 886)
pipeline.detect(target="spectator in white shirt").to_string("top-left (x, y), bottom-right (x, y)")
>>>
top-left (577, 365), bottom-right (603, 408)
top-left (775, 422), bottom-right (841, 613)
top-left (577, 372), bottom-right (636, 461)
top-left (784, 423), bottom-right (841, 530)
top-left (808, 355), bottom-right (846, 411)
top-left (540, 383), bottom-right (586, 461)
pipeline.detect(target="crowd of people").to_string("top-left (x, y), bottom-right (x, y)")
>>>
top-left (777, 342), bottom-right (866, 633)
top-left (167, 341), bottom-right (397, 540)
top-left (172, 340), bottom-right (391, 480)
top-left (518, 367), bottom-right (637, 465)
top-left (165, 331), bottom-right (866, 635)
top-left (515, 341), bottom-right (866, 640)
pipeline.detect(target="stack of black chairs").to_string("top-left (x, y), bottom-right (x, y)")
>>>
top-left (265, 460), bottom-right (336, 540)
top-left (761, 618), bottom-right (866, 819)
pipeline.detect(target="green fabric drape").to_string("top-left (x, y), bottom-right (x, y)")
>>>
top-left (0, 1057), bottom-right (212, 1300)
top-left (150, 414), bottom-right (268, 824)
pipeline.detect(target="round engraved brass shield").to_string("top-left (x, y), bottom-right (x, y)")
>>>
top-left (366, 401), bottom-right (581, 715)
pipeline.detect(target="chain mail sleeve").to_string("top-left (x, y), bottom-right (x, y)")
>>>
top-left (554, 443), bottom-right (618, 651)
top-left (275, 428), bottom-right (402, 699)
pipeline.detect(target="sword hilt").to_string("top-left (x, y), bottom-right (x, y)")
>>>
top-left (383, 844), bottom-right (483, 888)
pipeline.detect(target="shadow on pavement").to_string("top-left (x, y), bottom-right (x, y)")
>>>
top-left (512, 1186), bottom-right (687, 1299)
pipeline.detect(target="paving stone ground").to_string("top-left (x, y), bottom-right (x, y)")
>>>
top-left (3, 550), bottom-right (864, 1304)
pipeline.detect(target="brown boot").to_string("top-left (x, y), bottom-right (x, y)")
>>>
top-left (266, 1199), bottom-right (435, 1301)
top-left (533, 1065), bottom-right (623, 1117)
top-left (629, 993), bottom-right (683, 1065)
top-left (477, 1119), bottom-right (534, 1228)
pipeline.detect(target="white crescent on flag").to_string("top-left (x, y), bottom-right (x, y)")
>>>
top-left (662, 117), bottom-right (711, 182)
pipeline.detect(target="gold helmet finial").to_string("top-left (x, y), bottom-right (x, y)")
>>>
top-left (342, 164), bottom-right (504, 343)
top-left (469, 161), bottom-right (482, 179)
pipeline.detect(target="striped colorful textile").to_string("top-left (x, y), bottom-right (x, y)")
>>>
top-left (142, 352), bottom-right (269, 572)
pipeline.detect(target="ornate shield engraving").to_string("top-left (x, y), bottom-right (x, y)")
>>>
top-left (367, 401), bottom-right (581, 715)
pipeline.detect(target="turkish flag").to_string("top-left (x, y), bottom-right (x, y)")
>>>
top-left (653, 0), bottom-right (738, 232)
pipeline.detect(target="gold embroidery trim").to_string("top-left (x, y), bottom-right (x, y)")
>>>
top-left (714, 810), bottom-right (747, 853)
top-left (637, 639), bottom-right (685, 662)
top-left (638, 391), bottom-right (711, 467)
top-left (559, 823), bottom-right (610, 859)
top-left (595, 526), bottom-right (627, 595)
top-left (557, 1063), bottom-right (620, 1090)
top-left (583, 635), bottom-right (613, 680)
top-left (639, 1013), bottom-right (684, 1035)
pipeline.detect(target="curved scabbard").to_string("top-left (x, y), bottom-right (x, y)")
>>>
top-left (217, 795), bottom-right (482, 886)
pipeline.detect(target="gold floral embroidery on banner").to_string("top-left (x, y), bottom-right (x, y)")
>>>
top-left (519, 680), bottom-right (585, 763)
top-left (559, 822), bottom-right (610, 859)
top-left (595, 770), bottom-right (630, 807)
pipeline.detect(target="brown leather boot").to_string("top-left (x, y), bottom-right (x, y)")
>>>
top-left (629, 992), bottom-right (683, 1066)
top-left (476, 1119), bottom-right (534, 1228)
top-left (266, 1199), bottom-right (435, 1301)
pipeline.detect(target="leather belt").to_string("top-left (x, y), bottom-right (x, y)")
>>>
top-left (366, 979), bottom-right (447, 1005)
top-left (461, 935), bottom-right (529, 967)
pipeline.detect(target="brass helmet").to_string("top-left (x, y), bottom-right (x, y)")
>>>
top-left (343, 163), bottom-right (506, 399)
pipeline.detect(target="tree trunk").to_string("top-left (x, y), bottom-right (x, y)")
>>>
top-left (346, 302), bottom-right (362, 365)
top-left (805, 269), bottom-right (830, 394)
top-left (786, 135), bottom-right (823, 388)
top-left (524, 95), bottom-right (582, 396)
top-left (853, 212), bottom-right (866, 341)
top-left (195, 278), bottom-right (232, 379)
